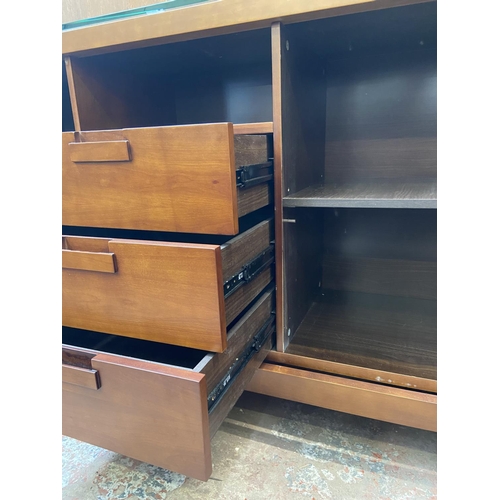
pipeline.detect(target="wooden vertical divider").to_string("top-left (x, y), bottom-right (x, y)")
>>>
top-left (271, 23), bottom-right (285, 351)
top-left (273, 23), bottom-right (327, 351)
top-left (64, 57), bottom-right (81, 132)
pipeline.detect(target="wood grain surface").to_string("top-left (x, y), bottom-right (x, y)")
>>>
top-left (209, 336), bottom-right (272, 438)
top-left (225, 267), bottom-right (273, 326)
top-left (271, 23), bottom-right (285, 351)
top-left (324, 138), bottom-right (437, 182)
top-left (265, 350), bottom-right (436, 393)
top-left (234, 135), bottom-right (271, 165)
top-left (285, 291), bottom-right (436, 380)
top-left (62, 364), bottom-right (101, 390)
top-left (62, 237), bottom-right (227, 352)
top-left (63, 352), bottom-right (212, 480)
top-left (198, 290), bottom-right (274, 394)
top-left (246, 363), bottom-right (437, 431)
top-left (323, 49), bottom-right (436, 184)
top-left (63, 60), bottom-right (76, 131)
top-left (323, 208), bottom-right (437, 262)
top-left (282, 207), bottom-right (324, 349)
top-left (63, 345), bottom-right (96, 370)
top-left (62, 124), bottom-right (239, 235)
top-left (62, 0), bottom-right (428, 56)
top-left (284, 179), bottom-right (437, 208)
top-left (62, 249), bottom-right (117, 274)
top-left (233, 122), bottom-right (273, 135)
top-left (237, 184), bottom-right (272, 218)
top-left (276, 23), bottom-right (326, 350)
top-left (322, 255), bottom-right (437, 300)
top-left (69, 140), bottom-right (131, 162)
top-left (220, 219), bottom-right (272, 281)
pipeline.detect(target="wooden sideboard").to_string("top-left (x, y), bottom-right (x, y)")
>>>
top-left (62, 0), bottom-right (437, 481)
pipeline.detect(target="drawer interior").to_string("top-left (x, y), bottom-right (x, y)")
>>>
top-left (63, 28), bottom-right (272, 132)
top-left (63, 327), bottom-right (207, 370)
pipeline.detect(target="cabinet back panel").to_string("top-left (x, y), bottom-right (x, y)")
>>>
top-left (322, 209), bottom-right (436, 299)
top-left (174, 65), bottom-right (272, 125)
top-left (324, 50), bottom-right (436, 183)
top-left (324, 209), bottom-right (436, 261)
top-left (284, 3), bottom-right (436, 61)
top-left (322, 255), bottom-right (436, 301)
top-left (284, 2), bottom-right (437, 184)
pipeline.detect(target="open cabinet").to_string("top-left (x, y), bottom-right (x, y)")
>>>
top-left (247, 2), bottom-right (437, 431)
top-left (62, 0), bottom-right (437, 481)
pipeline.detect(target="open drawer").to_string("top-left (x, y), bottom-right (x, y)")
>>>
top-left (62, 123), bottom-right (272, 235)
top-left (62, 218), bottom-right (274, 352)
top-left (63, 290), bottom-right (274, 481)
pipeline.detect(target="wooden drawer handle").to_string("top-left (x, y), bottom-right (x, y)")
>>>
top-left (62, 364), bottom-right (101, 390)
top-left (69, 140), bottom-right (131, 163)
top-left (62, 249), bottom-right (117, 273)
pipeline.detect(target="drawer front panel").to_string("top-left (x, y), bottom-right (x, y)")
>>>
top-left (63, 218), bottom-right (274, 352)
top-left (63, 236), bottom-right (226, 352)
top-left (62, 123), bottom-right (239, 235)
top-left (63, 353), bottom-right (212, 481)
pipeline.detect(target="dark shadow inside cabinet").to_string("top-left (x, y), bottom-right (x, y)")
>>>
top-left (280, 2), bottom-right (437, 392)
top-left (62, 61), bottom-right (75, 132)
top-left (65, 28), bottom-right (273, 131)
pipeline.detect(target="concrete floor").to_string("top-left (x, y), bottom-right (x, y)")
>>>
top-left (62, 392), bottom-right (437, 499)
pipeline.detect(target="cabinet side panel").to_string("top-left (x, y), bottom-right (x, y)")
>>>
top-left (277, 24), bottom-right (326, 349)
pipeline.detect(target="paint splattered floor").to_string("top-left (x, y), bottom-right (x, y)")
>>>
top-left (62, 392), bottom-right (437, 499)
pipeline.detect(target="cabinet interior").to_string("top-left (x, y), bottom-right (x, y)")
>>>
top-left (284, 208), bottom-right (436, 381)
top-left (281, 2), bottom-right (437, 388)
top-left (62, 61), bottom-right (75, 132)
top-left (64, 28), bottom-right (273, 131)
top-left (282, 2), bottom-right (437, 204)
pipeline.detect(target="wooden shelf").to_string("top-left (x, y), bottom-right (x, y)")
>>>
top-left (286, 290), bottom-right (437, 381)
top-left (283, 179), bottom-right (437, 209)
